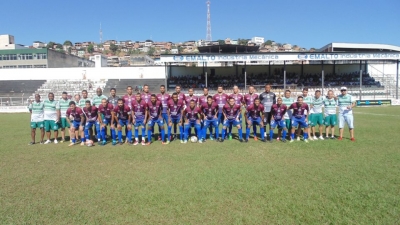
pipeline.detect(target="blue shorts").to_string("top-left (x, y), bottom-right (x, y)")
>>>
top-left (204, 118), bottom-right (218, 128)
top-left (247, 117), bottom-right (262, 126)
top-left (134, 119), bottom-right (145, 128)
top-left (72, 121), bottom-right (81, 129)
top-left (223, 119), bottom-right (241, 127)
top-left (119, 119), bottom-right (130, 127)
top-left (147, 119), bottom-right (164, 127)
top-left (170, 117), bottom-right (180, 124)
top-left (85, 120), bottom-right (100, 130)
top-left (102, 118), bottom-right (116, 126)
top-left (185, 120), bottom-right (200, 127)
top-left (291, 117), bottom-right (308, 128)
top-left (271, 120), bottom-right (286, 129)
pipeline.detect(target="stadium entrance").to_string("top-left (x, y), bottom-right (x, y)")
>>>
top-left (160, 52), bottom-right (400, 100)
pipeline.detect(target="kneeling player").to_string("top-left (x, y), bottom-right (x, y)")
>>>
top-left (245, 98), bottom-right (265, 142)
top-left (201, 96), bottom-right (219, 141)
top-left (66, 101), bottom-right (85, 146)
top-left (270, 97), bottom-right (288, 142)
top-left (146, 94), bottom-right (166, 145)
top-left (112, 99), bottom-right (132, 145)
top-left (83, 100), bottom-right (101, 144)
top-left (167, 93), bottom-right (184, 142)
top-left (98, 98), bottom-right (116, 145)
top-left (220, 98), bottom-right (243, 142)
top-left (132, 93), bottom-right (148, 145)
top-left (183, 100), bottom-right (202, 143)
top-left (289, 96), bottom-right (310, 143)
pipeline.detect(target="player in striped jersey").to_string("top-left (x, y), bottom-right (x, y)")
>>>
top-left (310, 90), bottom-right (325, 140)
top-left (92, 88), bottom-right (107, 107)
top-left (59, 92), bottom-right (70, 143)
top-left (282, 90), bottom-right (294, 140)
top-left (43, 92), bottom-right (60, 144)
top-left (323, 90), bottom-right (338, 139)
top-left (28, 94), bottom-right (45, 145)
top-left (337, 87), bottom-right (356, 141)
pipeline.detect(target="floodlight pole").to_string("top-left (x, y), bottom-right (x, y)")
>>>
top-left (283, 61), bottom-right (286, 90)
top-left (396, 59), bottom-right (399, 99)
top-left (359, 61), bottom-right (363, 101)
top-left (244, 61), bottom-right (247, 91)
top-left (321, 61), bottom-right (324, 96)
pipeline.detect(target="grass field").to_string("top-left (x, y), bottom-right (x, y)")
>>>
top-left (1, 106), bottom-right (400, 224)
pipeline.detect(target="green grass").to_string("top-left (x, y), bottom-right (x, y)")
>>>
top-left (1, 107), bottom-right (400, 224)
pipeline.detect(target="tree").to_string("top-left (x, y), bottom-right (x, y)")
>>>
top-left (110, 43), bottom-right (118, 53)
top-left (63, 40), bottom-right (72, 46)
top-left (67, 47), bottom-right (71, 54)
top-left (87, 44), bottom-right (94, 53)
top-left (56, 44), bottom-right (63, 49)
top-left (164, 49), bottom-right (171, 54)
top-left (264, 40), bottom-right (273, 46)
top-left (147, 47), bottom-right (156, 56)
top-left (237, 38), bottom-right (248, 46)
top-left (47, 41), bottom-right (55, 49)
top-left (217, 39), bottom-right (225, 45)
top-left (178, 46), bottom-right (185, 54)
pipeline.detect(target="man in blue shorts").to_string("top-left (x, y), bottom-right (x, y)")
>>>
top-left (289, 96), bottom-right (310, 143)
top-left (245, 98), bottom-right (265, 142)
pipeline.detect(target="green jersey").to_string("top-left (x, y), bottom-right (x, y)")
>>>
top-left (79, 98), bottom-right (91, 108)
top-left (28, 101), bottom-right (45, 122)
top-left (282, 97), bottom-right (294, 119)
top-left (337, 94), bottom-right (355, 115)
top-left (302, 95), bottom-right (313, 114)
top-left (59, 98), bottom-right (70, 118)
top-left (43, 99), bottom-right (60, 121)
top-left (311, 96), bottom-right (324, 114)
top-left (92, 95), bottom-right (108, 107)
top-left (323, 98), bottom-right (337, 115)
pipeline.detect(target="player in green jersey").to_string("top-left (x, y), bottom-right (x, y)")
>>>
top-left (310, 90), bottom-right (325, 140)
top-left (59, 92), bottom-right (71, 143)
top-left (337, 87), bottom-right (356, 141)
top-left (28, 94), bottom-right (45, 145)
top-left (43, 92), bottom-right (60, 144)
top-left (323, 90), bottom-right (338, 139)
top-left (92, 88), bottom-right (108, 107)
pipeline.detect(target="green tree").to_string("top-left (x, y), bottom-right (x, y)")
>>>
top-left (63, 40), bottom-right (72, 46)
top-left (47, 41), bottom-right (55, 49)
top-left (217, 39), bottom-right (225, 45)
top-left (147, 47), bottom-right (156, 56)
top-left (67, 47), bottom-right (72, 54)
top-left (164, 49), bottom-right (171, 54)
top-left (178, 46), bottom-right (185, 53)
top-left (110, 43), bottom-right (118, 53)
top-left (56, 44), bottom-right (63, 49)
top-left (87, 44), bottom-right (94, 53)
top-left (237, 38), bottom-right (248, 46)
top-left (264, 40), bottom-right (273, 45)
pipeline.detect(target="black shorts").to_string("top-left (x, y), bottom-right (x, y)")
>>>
top-left (263, 112), bottom-right (272, 124)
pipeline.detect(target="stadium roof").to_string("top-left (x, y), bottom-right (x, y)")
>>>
top-left (319, 43), bottom-right (400, 52)
top-left (197, 44), bottom-right (259, 53)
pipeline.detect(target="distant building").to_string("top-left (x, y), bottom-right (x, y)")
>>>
top-left (319, 42), bottom-right (400, 52)
top-left (32, 41), bottom-right (45, 48)
top-left (251, 36), bottom-right (264, 46)
top-left (89, 54), bottom-right (108, 68)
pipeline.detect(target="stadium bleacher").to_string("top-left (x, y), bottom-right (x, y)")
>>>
top-left (0, 80), bottom-right (46, 97)
top-left (104, 79), bottom-right (166, 96)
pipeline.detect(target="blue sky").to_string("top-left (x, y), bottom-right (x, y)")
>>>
top-left (1, 0), bottom-right (399, 49)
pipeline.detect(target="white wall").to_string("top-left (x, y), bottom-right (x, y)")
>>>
top-left (0, 66), bottom-right (166, 80)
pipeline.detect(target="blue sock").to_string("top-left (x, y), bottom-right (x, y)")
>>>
top-left (81, 137), bottom-right (86, 142)
top-left (291, 133), bottom-right (295, 139)
top-left (202, 126), bottom-right (207, 140)
top-left (260, 127), bottom-right (265, 140)
top-left (101, 127), bottom-right (106, 141)
top-left (161, 129), bottom-right (165, 142)
top-left (253, 126), bottom-right (257, 136)
top-left (238, 128), bottom-right (243, 140)
top-left (111, 129), bottom-right (116, 141)
top-left (168, 126), bottom-right (172, 140)
top-left (269, 130), bottom-right (274, 140)
top-left (184, 125), bottom-right (189, 140)
top-left (222, 128), bottom-right (226, 139)
top-left (118, 130), bottom-right (122, 142)
top-left (304, 132), bottom-right (308, 140)
top-left (282, 130), bottom-right (287, 139)
top-left (72, 138), bottom-right (76, 143)
top-left (215, 126), bottom-right (219, 139)
top-left (135, 129), bottom-right (139, 139)
top-left (246, 127), bottom-right (250, 140)
top-left (127, 130), bottom-right (132, 142)
top-left (147, 129), bottom-right (152, 142)
top-left (96, 127), bottom-right (101, 140)
top-left (141, 128), bottom-right (146, 141)
top-left (84, 129), bottom-right (89, 140)
top-left (179, 126), bottom-right (184, 140)
top-left (195, 124), bottom-right (201, 139)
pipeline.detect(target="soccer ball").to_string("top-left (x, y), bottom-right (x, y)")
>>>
top-left (86, 140), bottom-right (94, 147)
top-left (190, 136), bottom-right (198, 143)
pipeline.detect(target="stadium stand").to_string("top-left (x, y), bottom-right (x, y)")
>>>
top-left (0, 80), bottom-right (46, 97)
top-left (104, 79), bottom-right (166, 96)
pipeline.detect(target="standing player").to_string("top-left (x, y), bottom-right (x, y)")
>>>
top-left (167, 92), bottom-right (185, 142)
top-left (186, 88), bottom-right (199, 137)
top-left (182, 100), bottom-right (202, 143)
top-left (200, 96), bottom-right (219, 141)
top-left (175, 85), bottom-right (186, 103)
top-left (78, 90), bottom-right (91, 142)
top-left (92, 88), bottom-right (107, 107)
top-left (213, 86), bottom-right (229, 137)
top-left (66, 101), bottom-right (84, 146)
top-left (59, 92), bottom-right (70, 143)
top-left (245, 98), bottom-right (265, 142)
top-left (220, 98), bottom-right (243, 142)
top-left (156, 85), bottom-right (170, 141)
top-left (289, 96), bottom-right (310, 143)
top-left (229, 85), bottom-right (244, 139)
top-left (310, 90), bottom-right (325, 140)
top-left (259, 84), bottom-right (276, 138)
top-left (82, 100), bottom-right (101, 143)
top-left (123, 86), bottom-right (135, 108)
top-left (323, 90), bottom-right (338, 139)
top-left (98, 98), bottom-right (116, 145)
top-left (28, 94), bottom-right (45, 145)
top-left (198, 87), bottom-right (213, 139)
top-left (243, 85), bottom-right (259, 139)
top-left (298, 88), bottom-right (313, 141)
top-left (112, 99), bottom-right (132, 145)
top-left (146, 94), bottom-right (166, 145)
top-left (74, 94), bottom-right (80, 105)
top-left (131, 93), bottom-right (148, 145)
top-left (270, 97), bottom-right (288, 142)
top-left (337, 87), bottom-right (356, 141)
top-left (108, 88), bottom-right (119, 107)
top-left (43, 92), bottom-right (60, 144)
top-left (282, 90), bottom-right (294, 140)
top-left (141, 84), bottom-right (152, 103)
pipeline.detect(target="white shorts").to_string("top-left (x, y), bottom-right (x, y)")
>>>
top-left (339, 114), bottom-right (354, 129)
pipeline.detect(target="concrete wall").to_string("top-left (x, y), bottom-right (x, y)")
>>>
top-left (0, 66), bottom-right (166, 80)
top-left (47, 50), bottom-right (95, 68)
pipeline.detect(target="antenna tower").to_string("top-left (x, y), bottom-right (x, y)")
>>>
top-left (206, 1), bottom-right (212, 41)
top-left (99, 23), bottom-right (103, 44)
